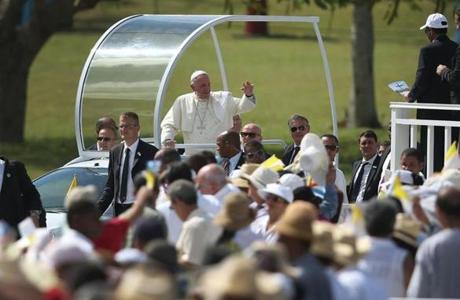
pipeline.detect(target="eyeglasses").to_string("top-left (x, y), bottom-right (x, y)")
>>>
top-left (97, 137), bottom-right (112, 142)
top-left (245, 151), bottom-right (263, 159)
top-left (324, 145), bottom-right (338, 151)
top-left (240, 132), bottom-right (257, 138)
top-left (290, 125), bottom-right (307, 133)
top-left (119, 124), bottom-right (138, 129)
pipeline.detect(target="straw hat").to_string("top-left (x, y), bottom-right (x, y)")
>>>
top-left (241, 166), bottom-right (279, 190)
top-left (231, 163), bottom-right (260, 188)
top-left (214, 192), bottom-right (255, 231)
top-left (199, 255), bottom-right (287, 300)
top-left (276, 202), bottom-right (317, 242)
top-left (310, 221), bottom-right (335, 260)
top-left (115, 266), bottom-right (175, 300)
top-left (298, 133), bottom-right (329, 186)
top-left (333, 225), bottom-right (371, 267)
top-left (279, 173), bottom-right (304, 191)
top-left (246, 241), bottom-right (301, 278)
top-left (393, 213), bottom-right (421, 248)
top-left (259, 183), bottom-right (294, 203)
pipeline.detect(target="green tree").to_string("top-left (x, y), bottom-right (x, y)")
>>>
top-left (226, 0), bottom-right (451, 128)
top-left (0, 0), bottom-right (102, 143)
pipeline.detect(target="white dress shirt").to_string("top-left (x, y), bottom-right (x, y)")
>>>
top-left (354, 154), bottom-right (378, 203)
top-left (0, 159), bottom-right (5, 194)
top-left (117, 139), bottom-right (139, 204)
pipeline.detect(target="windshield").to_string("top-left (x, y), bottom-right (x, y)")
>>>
top-left (34, 167), bottom-right (108, 211)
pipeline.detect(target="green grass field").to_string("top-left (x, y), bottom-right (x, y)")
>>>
top-left (0, 0), bottom-right (450, 179)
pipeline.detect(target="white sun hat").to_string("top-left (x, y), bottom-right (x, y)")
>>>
top-left (420, 13), bottom-right (448, 30)
top-left (299, 133), bottom-right (329, 186)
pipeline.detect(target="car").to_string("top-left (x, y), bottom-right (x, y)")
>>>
top-left (33, 158), bottom-right (108, 236)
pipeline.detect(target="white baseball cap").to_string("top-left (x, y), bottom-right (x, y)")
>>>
top-left (420, 13), bottom-right (448, 30)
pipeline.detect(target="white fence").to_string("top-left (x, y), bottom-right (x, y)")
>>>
top-left (390, 102), bottom-right (460, 177)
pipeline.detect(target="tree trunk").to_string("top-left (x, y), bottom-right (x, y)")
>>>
top-left (348, 0), bottom-right (380, 128)
top-left (0, 43), bottom-right (31, 143)
top-left (245, 0), bottom-right (268, 36)
top-left (0, 0), bottom-right (98, 143)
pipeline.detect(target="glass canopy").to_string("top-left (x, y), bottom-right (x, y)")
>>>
top-left (75, 15), bottom-right (337, 157)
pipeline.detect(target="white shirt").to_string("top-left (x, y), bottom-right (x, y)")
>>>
top-left (157, 192), bottom-right (221, 244)
top-left (354, 154), bottom-right (378, 203)
top-left (214, 183), bottom-right (240, 203)
top-left (0, 159), bottom-right (5, 194)
top-left (227, 152), bottom-right (243, 174)
top-left (161, 91), bottom-right (256, 150)
top-left (176, 208), bottom-right (221, 266)
top-left (117, 139), bottom-right (139, 204)
top-left (358, 237), bottom-right (407, 297)
top-left (249, 214), bottom-right (278, 243)
top-left (337, 266), bottom-right (388, 300)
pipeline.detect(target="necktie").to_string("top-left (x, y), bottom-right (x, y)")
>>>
top-left (119, 148), bottom-right (130, 203)
top-left (221, 158), bottom-right (230, 176)
top-left (351, 162), bottom-right (368, 202)
top-left (289, 146), bottom-right (300, 164)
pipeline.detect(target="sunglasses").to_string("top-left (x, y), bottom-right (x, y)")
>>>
top-left (97, 137), bottom-right (112, 142)
top-left (240, 132), bottom-right (257, 138)
top-left (245, 151), bottom-right (263, 159)
top-left (290, 125), bottom-right (307, 133)
top-left (324, 145), bottom-right (338, 151)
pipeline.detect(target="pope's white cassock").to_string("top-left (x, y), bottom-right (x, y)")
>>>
top-left (161, 91), bottom-right (256, 150)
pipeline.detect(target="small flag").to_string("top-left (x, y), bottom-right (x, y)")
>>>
top-left (65, 175), bottom-right (78, 200)
top-left (260, 155), bottom-right (285, 172)
top-left (145, 171), bottom-right (156, 189)
top-left (443, 142), bottom-right (460, 171)
top-left (389, 175), bottom-right (410, 203)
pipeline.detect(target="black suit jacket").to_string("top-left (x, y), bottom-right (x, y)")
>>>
top-left (282, 144), bottom-right (298, 166)
top-left (347, 155), bottom-right (382, 203)
top-left (0, 157), bottom-right (45, 228)
top-left (409, 34), bottom-right (457, 120)
top-left (98, 140), bottom-right (158, 214)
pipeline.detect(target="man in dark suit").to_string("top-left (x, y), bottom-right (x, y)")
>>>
top-left (403, 13), bottom-right (457, 172)
top-left (216, 131), bottom-right (245, 176)
top-left (0, 156), bottom-right (45, 230)
top-left (98, 112), bottom-right (158, 216)
top-left (347, 130), bottom-right (382, 203)
top-left (282, 114), bottom-right (310, 166)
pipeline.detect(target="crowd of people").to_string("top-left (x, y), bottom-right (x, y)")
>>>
top-left (2, 11), bottom-right (460, 300)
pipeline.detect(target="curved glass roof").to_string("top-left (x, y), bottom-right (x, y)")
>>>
top-left (75, 15), bottom-right (336, 158)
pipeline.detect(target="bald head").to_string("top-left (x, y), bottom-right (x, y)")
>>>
top-left (240, 123), bottom-right (262, 147)
top-left (436, 187), bottom-right (460, 227)
top-left (196, 163), bottom-right (227, 195)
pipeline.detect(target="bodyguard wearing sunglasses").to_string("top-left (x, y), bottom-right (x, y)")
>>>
top-left (281, 114), bottom-right (310, 166)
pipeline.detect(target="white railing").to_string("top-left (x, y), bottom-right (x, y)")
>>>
top-left (390, 102), bottom-right (460, 177)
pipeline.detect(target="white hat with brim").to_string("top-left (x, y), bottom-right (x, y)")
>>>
top-left (299, 133), bottom-right (329, 186)
top-left (259, 183), bottom-right (294, 203)
top-left (420, 13), bottom-right (448, 30)
top-left (241, 167), bottom-right (279, 190)
top-left (279, 173), bottom-right (304, 191)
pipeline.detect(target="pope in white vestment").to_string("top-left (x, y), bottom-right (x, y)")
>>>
top-left (160, 70), bottom-right (256, 151)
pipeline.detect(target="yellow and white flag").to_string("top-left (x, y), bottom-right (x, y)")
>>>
top-left (443, 142), bottom-right (460, 171)
top-left (260, 155), bottom-right (285, 172)
top-left (65, 174), bottom-right (78, 200)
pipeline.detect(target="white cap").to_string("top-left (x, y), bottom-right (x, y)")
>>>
top-left (279, 173), bottom-right (304, 191)
top-left (260, 183), bottom-right (294, 203)
top-left (420, 13), bottom-right (448, 30)
top-left (190, 70), bottom-right (208, 83)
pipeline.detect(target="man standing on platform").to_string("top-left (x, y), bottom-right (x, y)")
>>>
top-left (160, 70), bottom-right (256, 153)
top-left (403, 13), bottom-right (457, 172)
top-left (98, 112), bottom-right (158, 216)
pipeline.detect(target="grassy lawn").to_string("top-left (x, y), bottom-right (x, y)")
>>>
top-left (0, 0), bottom-right (449, 179)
